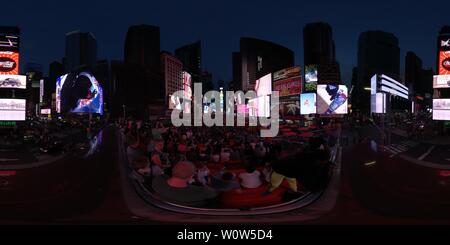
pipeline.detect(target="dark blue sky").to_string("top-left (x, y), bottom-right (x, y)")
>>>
top-left (4, 0), bottom-right (447, 85)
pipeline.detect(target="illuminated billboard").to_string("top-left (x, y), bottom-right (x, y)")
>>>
top-left (0, 51), bottom-right (19, 75)
top-left (0, 98), bottom-right (25, 121)
top-left (40, 108), bottom-right (51, 115)
top-left (255, 73), bottom-right (272, 96)
top-left (56, 72), bottom-right (103, 114)
top-left (182, 72), bottom-right (192, 113)
top-left (0, 33), bottom-right (19, 52)
top-left (433, 99), bottom-right (450, 120)
top-left (304, 64), bottom-right (318, 92)
top-left (433, 75), bottom-right (450, 88)
top-left (371, 93), bottom-right (386, 114)
top-left (274, 77), bottom-right (302, 97)
top-left (439, 51), bottom-right (450, 75)
top-left (317, 84), bottom-right (348, 115)
top-left (273, 66), bottom-right (301, 81)
top-left (0, 74), bottom-right (26, 89)
top-left (300, 93), bottom-right (317, 115)
top-left (248, 96), bottom-right (270, 117)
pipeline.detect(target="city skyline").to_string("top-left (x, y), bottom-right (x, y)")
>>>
top-left (3, 0), bottom-right (448, 85)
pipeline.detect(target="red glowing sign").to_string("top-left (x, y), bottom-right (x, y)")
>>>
top-left (439, 51), bottom-right (450, 75)
top-left (0, 51), bottom-right (19, 75)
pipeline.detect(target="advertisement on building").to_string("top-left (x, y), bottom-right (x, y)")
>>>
top-left (274, 77), bottom-right (302, 97)
top-left (0, 51), bottom-right (19, 75)
top-left (304, 64), bottom-right (318, 92)
top-left (439, 51), bottom-right (450, 75)
top-left (0, 33), bottom-right (19, 52)
top-left (280, 96), bottom-right (300, 117)
top-left (317, 84), bottom-right (348, 115)
top-left (273, 66), bottom-right (301, 82)
top-left (433, 75), bottom-right (450, 88)
top-left (0, 98), bottom-right (26, 121)
top-left (182, 71), bottom-right (192, 113)
top-left (56, 72), bottom-right (103, 114)
top-left (433, 99), bottom-right (450, 120)
top-left (300, 93), bottom-right (317, 115)
top-left (0, 74), bottom-right (26, 89)
top-left (255, 73), bottom-right (272, 96)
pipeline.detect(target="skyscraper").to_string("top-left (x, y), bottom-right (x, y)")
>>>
top-left (355, 31), bottom-right (400, 113)
top-left (124, 25), bottom-right (160, 70)
top-left (175, 41), bottom-right (202, 84)
top-left (303, 22), bottom-right (335, 65)
top-left (231, 52), bottom-right (242, 91)
top-left (239, 37), bottom-right (294, 91)
top-left (160, 52), bottom-right (183, 108)
top-left (65, 30), bottom-right (97, 72)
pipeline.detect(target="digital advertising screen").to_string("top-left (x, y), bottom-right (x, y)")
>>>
top-left (0, 51), bottom-right (19, 75)
top-left (56, 72), bottom-right (103, 114)
top-left (255, 73), bottom-right (272, 96)
top-left (371, 92), bottom-right (386, 114)
top-left (439, 51), bottom-right (450, 75)
top-left (0, 98), bottom-right (26, 121)
top-left (280, 97), bottom-right (300, 117)
top-left (300, 93), bottom-right (317, 115)
top-left (0, 74), bottom-right (26, 89)
top-left (317, 84), bottom-right (348, 115)
top-left (434, 75), bottom-right (450, 88)
top-left (40, 108), bottom-right (51, 115)
top-left (0, 34), bottom-right (19, 52)
top-left (274, 77), bottom-right (302, 97)
top-left (433, 99), bottom-right (450, 120)
top-left (304, 64), bottom-right (318, 92)
top-left (273, 66), bottom-right (301, 82)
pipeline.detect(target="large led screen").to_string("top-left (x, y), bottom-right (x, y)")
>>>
top-left (317, 84), bottom-right (348, 115)
top-left (0, 98), bottom-right (25, 121)
top-left (273, 66), bottom-right (301, 82)
top-left (0, 74), bottom-right (26, 89)
top-left (255, 73), bottom-right (272, 96)
top-left (0, 51), bottom-right (19, 75)
top-left (300, 93), bottom-right (317, 115)
top-left (0, 34), bottom-right (19, 52)
top-left (304, 64), bottom-right (318, 92)
top-left (439, 51), bottom-right (450, 75)
top-left (56, 72), bottom-right (103, 114)
top-left (433, 75), bottom-right (450, 88)
top-left (371, 93), bottom-right (386, 114)
top-left (433, 99), bottom-right (450, 120)
top-left (274, 77), bottom-right (302, 97)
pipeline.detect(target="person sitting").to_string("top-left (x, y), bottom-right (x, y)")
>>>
top-left (210, 171), bottom-right (241, 192)
top-left (152, 161), bottom-right (218, 207)
top-left (196, 162), bottom-right (210, 186)
top-left (238, 164), bottom-right (262, 189)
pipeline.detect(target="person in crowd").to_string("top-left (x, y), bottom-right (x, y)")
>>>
top-left (238, 163), bottom-right (262, 189)
top-left (152, 161), bottom-right (218, 207)
top-left (210, 171), bottom-right (241, 192)
top-left (196, 162), bottom-right (210, 186)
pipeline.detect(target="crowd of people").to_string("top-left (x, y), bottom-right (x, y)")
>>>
top-left (120, 117), bottom-right (334, 208)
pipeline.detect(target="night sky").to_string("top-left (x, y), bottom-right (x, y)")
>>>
top-left (4, 0), bottom-right (448, 86)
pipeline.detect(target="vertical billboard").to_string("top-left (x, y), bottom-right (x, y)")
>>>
top-left (300, 93), bottom-right (317, 115)
top-left (56, 72), bottom-right (103, 114)
top-left (439, 51), bottom-right (450, 75)
top-left (182, 71), bottom-right (192, 113)
top-left (0, 98), bottom-right (26, 121)
top-left (304, 64), bottom-right (318, 92)
top-left (317, 84), bottom-right (348, 115)
top-left (433, 99), bottom-right (450, 120)
top-left (255, 73), bottom-right (272, 96)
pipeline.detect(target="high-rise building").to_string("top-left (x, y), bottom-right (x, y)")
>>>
top-left (239, 37), bottom-right (294, 91)
top-left (201, 70), bottom-right (214, 93)
top-left (231, 52), bottom-right (242, 91)
top-left (405, 51), bottom-right (423, 96)
top-left (175, 41), bottom-right (201, 84)
top-left (124, 25), bottom-right (160, 70)
top-left (355, 31), bottom-right (400, 113)
top-left (303, 22), bottom-right (335, 65)
top-left (65, 30), bottom-right (97, 72)
top-left (160, 52), bottom-right (183, 108)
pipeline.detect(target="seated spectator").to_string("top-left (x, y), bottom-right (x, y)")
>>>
top-left (210, 172), bottom-right (241, 192)
top-left (196, 162), bottom-right (210, 186)
top-left (262, 162), bottom-right (272, 183)
top-left (126, 134), bottom-right (144, 164)
top-left (152, 161), bottom-right (218, 207)
top-left (239, 164), bottom-right (262, 188)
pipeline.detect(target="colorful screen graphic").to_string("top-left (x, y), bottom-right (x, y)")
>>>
top-left (433, 99), bottom-right (450, 120)
top-left (56, 72), bottom-right (103, 114)
top-left (274, 77), bottom-right (302, 97)
top-left (300, 93), bottom-right (317, 115)
top-left (439, 51), bottom-right (450, 75)
top-left (0, 51), bottom-right (19, 75)
top-left (304, 64), bottom-right (318, 92)
top-left (0, 74), bottom-right (26, 89)
top-left (317, 84), bottom-right (348, 115)
top-left (0, 98), bottom-right (25, 121)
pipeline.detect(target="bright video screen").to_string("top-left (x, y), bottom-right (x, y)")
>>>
top-left (317, 84), bottom-right (348, 115)
top-left (439, 51), bottom-right (450, 75)
top-left (0, 98), bottom-right (25, 121)
top-left (433, 99), bottom-right (450, 120)
top-left (56, 72), bottom-right (103, 114)
top-left (0, 74), bottom-right (26, 89)
top-left (371, 93), bottom-right (386, 114)
top-left (255, 73), bottom-right (272, 96)
top-left (0, 51), bottom-right (19, 75)
top-left (274, 77), bottom-right (302, 97)
top-left (40, 108), bottom-right (51, 115)
top-left (0, 34), bottom-right (19, 52)
top-left (433, 75), bottom-right (450, 88)
top-left (273, 66), bottom-right (301, 82)
top-left (300, 93), bottom-right (317, 115)
top-left (304, 64), bottom-right (318, 92)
